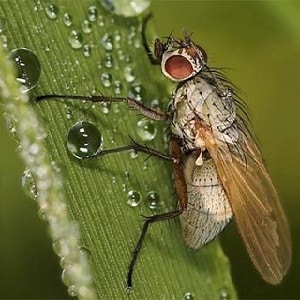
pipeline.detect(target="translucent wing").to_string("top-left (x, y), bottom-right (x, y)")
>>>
top-left (203, 121), bottom-right (292, 284)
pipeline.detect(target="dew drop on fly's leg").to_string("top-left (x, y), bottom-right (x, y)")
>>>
top-left (136, 118), bottom-right (157, 141)
top-left (127, 190), bottom-right (142, 208)
top-left (99, 0), bottom-right (151, 17)
top-left (10, 48), bottom-right (41, 92)
top-left (66, 121), bottom-right (102, 160)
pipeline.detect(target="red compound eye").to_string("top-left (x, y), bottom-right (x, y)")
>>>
top-left (164, 55), bottom-right (193, 80)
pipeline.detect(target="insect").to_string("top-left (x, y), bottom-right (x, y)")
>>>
top-left (36, 17), bottom-right (292, 289)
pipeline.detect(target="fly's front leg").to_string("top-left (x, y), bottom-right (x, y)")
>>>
top-left (126, 136), bottom-right (187, 289)
top-left (36, 94), bottom-right (168, 121)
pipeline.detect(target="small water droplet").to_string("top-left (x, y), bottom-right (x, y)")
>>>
top-left (150, 98), bottom-right (160, 109)
top-left (219, 288), bottom-right (230, 300)
top-left (67, 285), bottom-right (77, 297)
top-left (87, 5), bottom-right (97, 22)
top-left (124, 66), bottom-right (135, 83)
top-left (183, 292), bottom-right (194, 300)
top-left (38, 208), bottom-right (48, 221)
top-left (100, 102), bottom-right (111, 114)
top-left (99, 0), bottom-right (151, 17)
top-left (45, 4), bottom-right (58, 20)
top-left (63, 13), bottom-right (73, 27)
top-left (100, 33), bottom-right (113, 51)
top-left (82, 45), bottom-right (92, 57)
top-left (22, 169), bottom-right (38, 200)
top-left (127, 190), bottom-right (141, 207)
top-left (68, 30), bottom-right (83, 49)
top-left (128, 84), bottom-right (145, 101)
top-left (10, 48), bottom-right (41, 92)
top-left (67, 121), bottom-right (102, 159)
top-left (104, 53), bottom-right (113, 68)
top-left (129, 150), bottom-right (138, 159)
top-left (147, 191), bottom-right (159, 209)
top-left (113, 81), bottom-right (123, 94)
top-left (100, 72), bottom-right (112, 87)
top-left (82, 19), bottom-right (92, 34)
top-left (136, 118), bottom-right (157, 141)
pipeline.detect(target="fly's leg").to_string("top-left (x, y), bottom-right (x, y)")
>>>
top-left (83, 139), bottom-right (178, 163)
top-left (36, 94), bottom-right (168, 121)
top-left (126, 137), bottom-right (187, 289)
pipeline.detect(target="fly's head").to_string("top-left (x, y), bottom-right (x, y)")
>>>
top-left (154, 32), bottom-right (207, 82)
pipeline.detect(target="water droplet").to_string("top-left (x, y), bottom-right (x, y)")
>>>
top-left (124, 66), bottom-right (135, 83)
top-left (128, 84), bottom-right (145, 101)
top-left (63, 13), bottom-right (73, 27)
top-left (129, 150), bottom-right (138, 159)
top-left (99, 0), bottom-right (151, 17)
top-left (100, 72), bottom-right (112, 87)
top-left (219, 288), bottom-right (230, 300)
top-left (100, 102), bottom-right (111, 114)
top-left (68, 285), bottom-right (77, 297)
top-left (82, 20), bottom-right (92, 34)
top-left (100, 33), bottom-right (113, 51)
top-left (38, 208), bottom-right (48, 221)
top-left (67, 121), bottom-right (102, 159)
top-left (127, 190), bottom-right (141, 207)
top-left (87, 5), bottom-right (97, 22)
top-left (62, 266), bottom-right (73, 286)
top-left (147, 191), bottom-right (159, 209)
top-left (136, 118), bottom-right (157, 141)
top-left (45, 4), bottom-right (58, 20)
top-left (104, 53), bottom-right (113, 68)
top-left (82, 45), bottom-right (92, 57)
top-left (113, 81), bottom-right (123, 95)
top-left (22, 169), bottom-right (38, 200)
top-left (150, 98), bottom-right (160, 109)
top-left (183, 292), bottom-right (194, 300)
top-left (10, 48), bottom-right (41, 92)
top-left (68, 30), bottom-right (83, 49)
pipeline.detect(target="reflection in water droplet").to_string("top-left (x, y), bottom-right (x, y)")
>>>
top-left (147, 191), bottom-right (159, 209)
top-left (10, 48), bottom-right (41, 92)
top-left (45, 4), bottom-right (58, 20)
top-left (22, 169), bottom-right (38, 200)
top-left (82, 20), bottom-right (92, 34)
top-left (68, 30), bottom-right (83, 49)
top-left (82, 45), bottom-right (92, 57)
top-left (127, 190), bottom-right (141, 207)
top-left (136, 118), bottom-right (157, 141)
top-left (100, 72), bottom-right (112, 87)
top-left (99, 0), bottom-right (151, 17)
top-left (63, 13), bottom-right (73, 27)
top-left (67, 121), bottom-right (102, 159)
top-left (87, 6), bottom-right (97, 22)
top-left (183, 292), bottom-right (194, 300)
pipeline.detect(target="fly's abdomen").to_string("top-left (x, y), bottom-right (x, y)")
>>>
top-left (181, 154), bottom-right (232, 249)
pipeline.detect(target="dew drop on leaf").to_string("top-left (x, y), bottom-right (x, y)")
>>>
top-left (68, 30), bottom-right (83, 49)
top-left (136, 118), bottom-right (157, 141)
top-left (63, 13), bottom-right (73, 27)
top-left (67, 121), bottom-right (102, 159)
top-left (45, 4), bottom-right (58, 20)
top-left (127, 190), bottom-right (141, 207)
top-left (10, 48), bottom-right (41, 92)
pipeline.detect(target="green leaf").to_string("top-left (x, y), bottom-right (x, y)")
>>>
top-left (0, 1), bottom-right (236, 299)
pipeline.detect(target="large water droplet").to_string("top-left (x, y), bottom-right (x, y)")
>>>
top-left (100, 0), bottom-right (151, 17)
top-left (136, 118), bottom-right (157, 141)
top-left (22, 169), bottom-right (38, 200)
top-left (10, 48), bottom-right (41, 92)
top-left (67, 121), bottom-right (102, 159)
top-left (127, 190), bottom-right (141, 207)
top-left (146, 191), bottom-right (159, 210)
top-left (45, 4), bottom-right (58, 20)
top-left (63, 13), bottom-right (73, 27)
top-left (68, 30), bottom-right (83, 49)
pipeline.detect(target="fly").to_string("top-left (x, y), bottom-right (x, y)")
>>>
top-left (36, 16), bottom-right (292, 289)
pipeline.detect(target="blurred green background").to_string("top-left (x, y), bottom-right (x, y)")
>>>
top-left (1, 1), bottom-right (299, 299)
